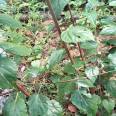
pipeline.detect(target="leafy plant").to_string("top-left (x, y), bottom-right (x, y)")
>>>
top-left (0, 0), bottom-right (116, 115)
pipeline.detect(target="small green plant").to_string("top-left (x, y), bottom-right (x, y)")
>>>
top-left (0, 0), bottom-right (116, 116)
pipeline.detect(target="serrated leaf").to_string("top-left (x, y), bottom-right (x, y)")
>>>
top-left (51, 0), bottom-right (69, 18)
top-left (28, 94), bottom-right (48, 116)
top-left (102, 99), bottom-right (115, 113)
top-left (0, 57), bottom-right (17, 88)
top-left (3, 94), bottom-right (28, 116)
top-left (48, 49), bottom-right (65, 68)
top-left (104, 80), bottom-right (116, 97)
top-left (0, 14), bottom-right (22, 29)
top-left (28, 94), bottom-right (62, 116)
top-left (61, 25), bottom-right (95, 43)
top-left (85, 66), bottom-right (99, 83)
top-left (71, 90), bottom-right (101, 115)
top-left (100, 25), bottom-right (116, 35)
top-left (0, 42), bottom-right (32, 56)
top-left (46, 100), bottom-right (63, 116)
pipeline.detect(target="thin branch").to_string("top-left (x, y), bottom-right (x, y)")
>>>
top-left (58, 70), bottom-right (116, 83)
top-left (68, 4), bottom-right (85, 61)
top-left (46, 0), bottom-right (74, 64)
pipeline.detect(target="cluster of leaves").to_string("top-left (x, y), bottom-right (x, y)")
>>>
top-left (0, 0), bottom-right (116, 116)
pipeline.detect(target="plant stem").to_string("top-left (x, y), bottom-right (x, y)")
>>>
top-left (46, 0), bottom-right (74, 64)
top-left (68, 4), bottom-right (84, 61)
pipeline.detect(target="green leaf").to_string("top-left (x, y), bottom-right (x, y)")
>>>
top-left (109, 1), bottom-right (116, 6)
top-left (51, 0), bottom-right (69, 18)
top-left (0, 42), bottom-right (32, 56)
top-left (61, 25), bottom-right (95, 43)
top-left (48, 49), bottom-right (65, 68)
top-left (0, 14), bottom-right (22, 29)
top-left (71, 90), bottom-right (101, 115)
top-left (64, 63), bottom-right (76, 74)
top-left (46, 100), bottom-right (63, 116)
top-left (28, 94), bottom-right (62, 116)
top-left (73, 58), bottom-right (85, 68)
top-left (83, 10), bottom-right (97, 27)
top-left (85, 66), bottom-right (99, 83)
top-left (77, 79), bottom-right (94, 88)
top-left (104, 80), bottom-right (116, 97)
top-left (80, 41), bottom-right (98, 49)
top-left (28, 94), bottom-right (48, 116)
top-left (102, 99), bottom-right (115, 113)
top-left (100, 25), bottom-right (116, 35)
top-left (0, 57), bottom-right (17, 88)
top-left (103, 39), bottom-right (116, 46)
top-left (3, 94), bottom-right (28, 116)
top-left (57, 76), bottom-right (75, 103)
top-left (100, 16), bottom-right (116, 25)
top-left (108, 52), bottom-right (116, 66)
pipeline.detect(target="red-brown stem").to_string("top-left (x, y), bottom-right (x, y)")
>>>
top-left (68, 4), bottom-right (84, 61)
top-left (46, 0), bottom-right (74, 64)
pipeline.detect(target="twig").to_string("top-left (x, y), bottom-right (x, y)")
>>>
top-left (46, 0), bottom-right (74, 64)
top-left (68, 4), bottom-right (85, 61)
top-left (58, 70), bottom-right (116, 83)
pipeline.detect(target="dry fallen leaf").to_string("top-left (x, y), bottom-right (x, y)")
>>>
top-left (68, 104), bottom-right (77, 113)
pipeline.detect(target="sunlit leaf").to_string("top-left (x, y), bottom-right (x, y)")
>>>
top-left (77, 79), bottom-right (94, 88)
top-left (46, 100), bottom-right (63, 116)
top-left (61, 25), bottom-right (95, 43)
top-left (100, 25), bottom-right (116, 35)
top-left (109, 1), bottom-right (116, 6)
top-left (85, 66), bottom-right (99, 83)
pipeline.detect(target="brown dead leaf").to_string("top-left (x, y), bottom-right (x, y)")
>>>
top-left (68, 104), bottom-right (77, 113)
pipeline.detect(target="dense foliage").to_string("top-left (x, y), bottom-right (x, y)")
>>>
top-left (0, 0), bottom-right (116, 115)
